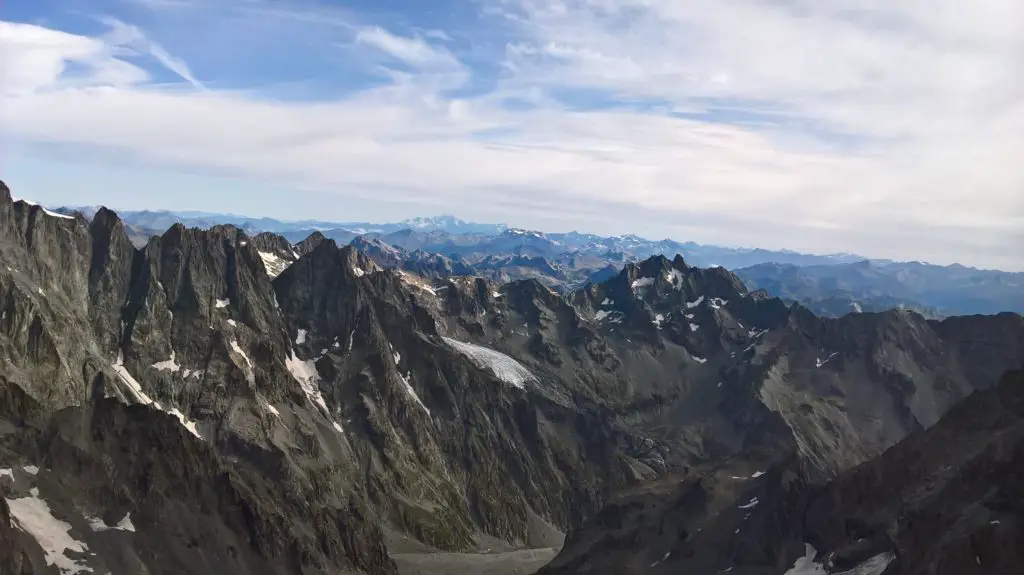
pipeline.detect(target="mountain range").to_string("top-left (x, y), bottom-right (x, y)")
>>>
top-left (51, 207), bottom-right (1024, 318)
top-left (0, 183), bottom-right (1018, 574)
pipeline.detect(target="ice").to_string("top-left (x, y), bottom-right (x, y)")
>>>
top-left (286, 350), bottom-right (329, 415)
top-left (151, 351), bottom-right (181, 373)
top-left (296, 329), bottom-right (307, 345)
top-left (738, 497), bottom-right (759, 509)
top-left (215, 298), bottom-right (230, 308)
top-left (686, 295), bottom-right (705, 309)
top-left (6, 492), bottom-right (92, 574)
top-left (443, 337), bottom-right (537, 389)
top-left (89, 512), bottom-right (136, 533)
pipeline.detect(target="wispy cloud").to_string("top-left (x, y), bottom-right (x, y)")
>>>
top-left (99, 16), bottom-right (205, 88)
top-left (1, 0), bottom-right (1022, 269)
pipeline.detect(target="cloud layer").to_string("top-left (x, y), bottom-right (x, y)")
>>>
top-left (1, 0), bottom-right (1022, 269)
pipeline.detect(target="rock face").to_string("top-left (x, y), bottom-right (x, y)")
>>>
top-left (539, 369), bottom-right (1024, 575)
top-left (1, 180), bottom-right (1023, 574)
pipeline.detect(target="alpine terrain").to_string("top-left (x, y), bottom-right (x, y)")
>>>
top-left (1, 180), bottom-right (1022, 575)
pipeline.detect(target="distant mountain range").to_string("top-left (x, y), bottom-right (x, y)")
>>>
top-left (54, 206), bottom-right (1024, 317)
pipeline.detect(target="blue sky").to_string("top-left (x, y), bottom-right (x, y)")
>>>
top-left (1, 0), bottom-right (1022, 269)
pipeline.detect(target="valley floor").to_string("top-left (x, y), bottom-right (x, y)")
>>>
top-left (393, 548), bottom-right (559, 575)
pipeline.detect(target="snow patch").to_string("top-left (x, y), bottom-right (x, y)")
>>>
top-left (258, 251), bottom-right (290, 278)
top-left (113, 352), bottom-right (156, 406)
top-left (229, 340), bottom-right (253, 370)
top-left (151, 351), bottom-right (181, 373)
top-left (296, 329), bottom-right (307, 345)
top-left (263, 400), bottom-right (281, 418)
top-left (352, 266), bottom-right (365, 277)
top-left (783, 544), bottom-right (894, 575)
top-left (690, 322), bottom-right (700, 332)
top-left (227, 319), bottom-right (237, 327)
top-left (751, 471), bottom-right (766, 479)
top-left (631, 277), bottom-right (655, 295)
top-left (686, 295), bottom-right (705, 309)
top-left (215, 298), bottom-right (229, 308)
top-left (650, 551), bottom-right (672, 567)
top-left (167, 408), bottom-right (202, 440)
top-left (398, 371), bottom-right (430, 415)
top-left (24, 466), bottom-right (39, 476)
top-left (286, 351), bottom-right (329, 415)
top-left (89, 512), bottom-right (136, 533)
top-left (665, 269), bottom-right (685, 289)
top-left (443, 338), bottom-right (537, 389)
top-left (652, 314), bottom-right (665, 329)
top-left (816, 352), bottom-right (839, 368)
top-left (6, 492), bottom-right (92, 574)
top-left (692, 355), bottom-right (708, 364)
top-left (738, 497), bottom-right (759, 509)
top-left (492, 291), bottom-right (502, 298)
top-left (594, 309), bottom-right (622, 323)
top-left (601, 297), bottom-right (613, 306)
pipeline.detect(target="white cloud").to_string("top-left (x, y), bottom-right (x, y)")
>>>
top-left (1, 0), bottom-right (1022, 270)
top-left (355, 26), bottom-right (459, 70)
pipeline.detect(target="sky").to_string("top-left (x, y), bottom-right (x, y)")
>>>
top-left (1, 0), bottom-right (1022, 270)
